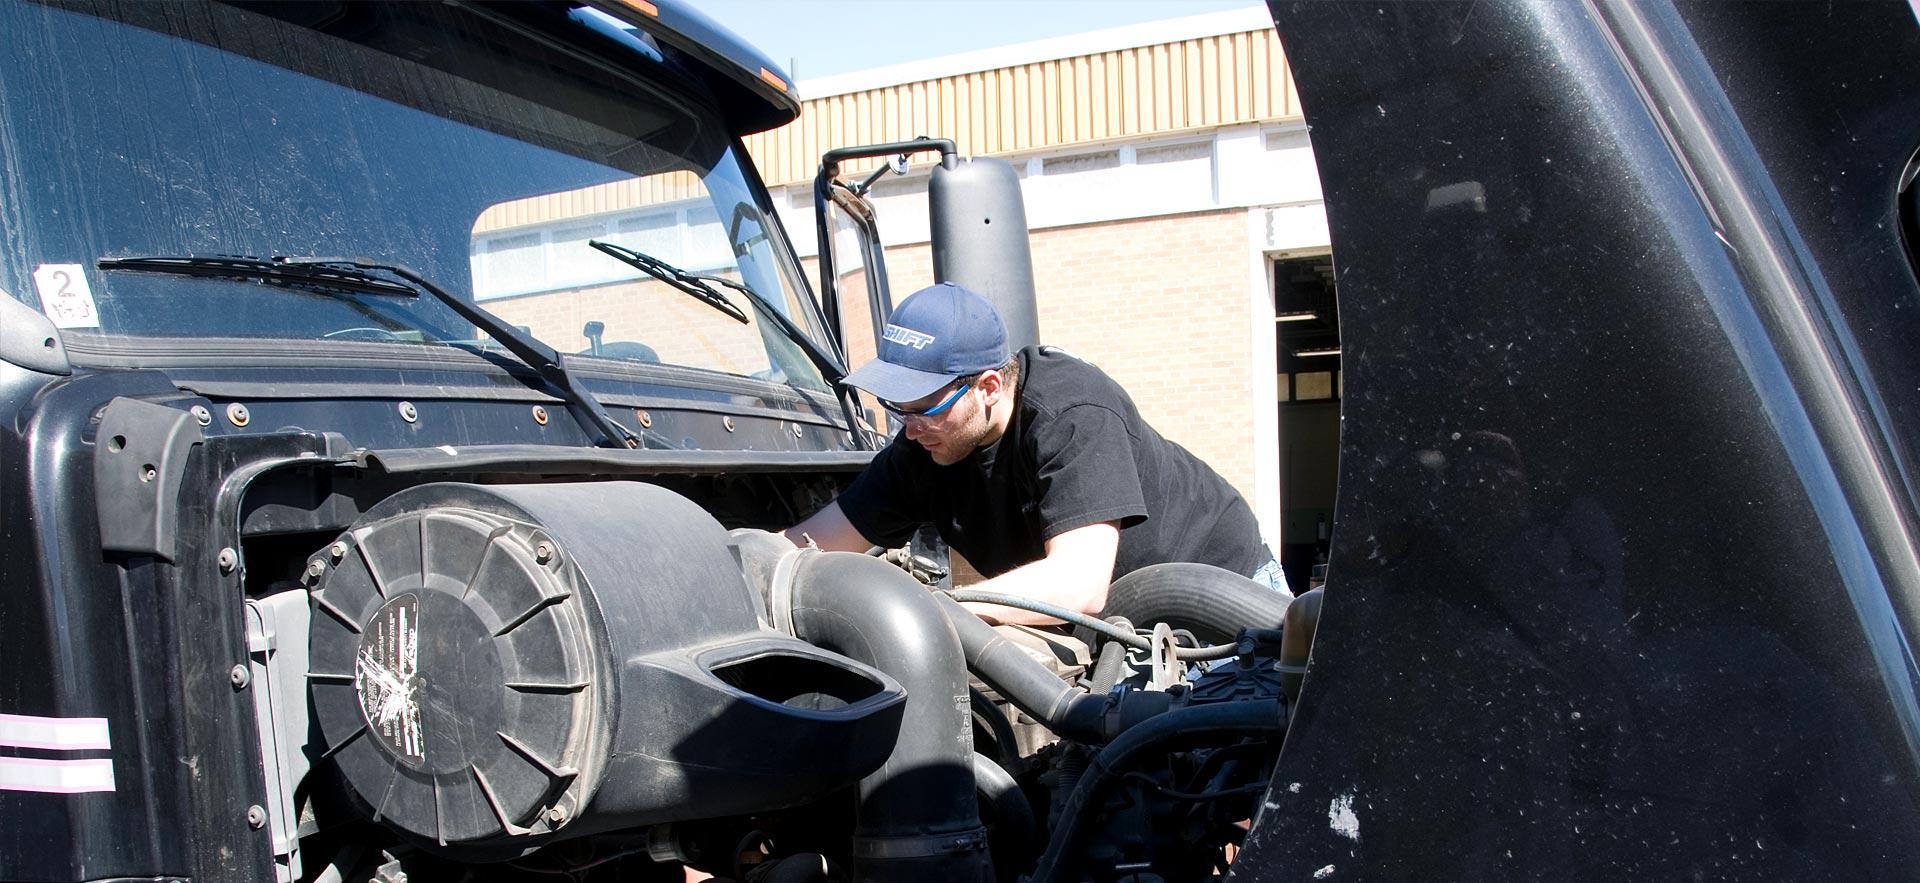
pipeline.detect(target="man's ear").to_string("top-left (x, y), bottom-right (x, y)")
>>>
top-left (977, 369), bottom-right (1005, 401)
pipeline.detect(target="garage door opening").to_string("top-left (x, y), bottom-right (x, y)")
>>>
top-left (1274, 253), bottom-right (1339, 590)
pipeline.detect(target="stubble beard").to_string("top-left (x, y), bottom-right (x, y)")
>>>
top-left (926, 405), bottom-right (992, 466)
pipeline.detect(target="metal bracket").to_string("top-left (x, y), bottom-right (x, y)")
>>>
top-left (94, 396), bottom-right (204, 561)
top-left (1146, 622), bottom-right (1186, 692)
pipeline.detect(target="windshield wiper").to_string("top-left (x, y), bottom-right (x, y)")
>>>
top-left (98, 254), bottom-right (655, 450)
top-left (588, 240), bottom-right (749, 324)
top-left (588, 240), bottom-right (845, 383)
top-left (97, 255), bottom-right (419, 298)
top-left (588, 241), bottom-right (867, 448)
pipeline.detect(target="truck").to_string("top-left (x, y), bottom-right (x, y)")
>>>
top-left (0, 2), bottom-right (1293, 882)
top-left (3, 2), bottom-right (1918, 882)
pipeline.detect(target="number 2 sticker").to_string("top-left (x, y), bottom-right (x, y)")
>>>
top-left (34, 264), bottom-right (99, 329)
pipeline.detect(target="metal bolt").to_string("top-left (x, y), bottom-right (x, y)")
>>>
top-left (534, 541), bottom-right (555, 564)
top-left (230, 664), bottom-right (251, 689)
top-left (635, 408), bottom-right (653, 428)
top-left (245, 804), bottom-right (266, 829)
top-left (398, 401), bottom-right (418, 423)
top-left (226, 403), bottom-right (250, 427)
top-left (217, 547), bottom-right (237, 574)
top-left (329, 541), bottom-right (348, 560)
top-left (306, 559), bottom-right (326, 580)
top-left (140, 464), bottom-right (158, 483)
top-left (792, 424), bottom-right (804, 439)
top-left (723, 415), bottom-right (736, 432)
top-left (545, 804), bottom-right (569, 825)
top-left (190, 405), bottom-right (213, 426)
top-left (531, 405), bottom-right (550, 426)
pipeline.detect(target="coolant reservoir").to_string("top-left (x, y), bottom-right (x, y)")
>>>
top-left (306, 482), bottom-right (905, 848)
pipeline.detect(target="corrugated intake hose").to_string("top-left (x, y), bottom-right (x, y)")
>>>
top-left (775, 550), bottom-right (993, 883)
top-left (1026, 701), bottom-right (1287, 883)
top-left (1096, 562), bottom-right (1294, 645)
top-left (933, 594), bottom-right (1111, 744)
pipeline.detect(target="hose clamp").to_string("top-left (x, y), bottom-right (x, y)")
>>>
top-left (769, 548), bottom-right (810, 636)
top-left (850, 828), bottom-right (990, 860)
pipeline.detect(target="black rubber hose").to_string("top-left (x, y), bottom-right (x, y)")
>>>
top-left (782, 551), bottom-right (991, 883)
top-left (933, 594), bottom-right (1109, 743)
top-left (971, 687), bottom-right (1022, 766)
top-left (1086, 617), bottom-right (1133, 693)
top-left (972, 752), bottom-right (1038, 874)
top-left (1026, 701), bottom-right (1286, 883)
top-left (1098, 562), bottom-right (1293, 646)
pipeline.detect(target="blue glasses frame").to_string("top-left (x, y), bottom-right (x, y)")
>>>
top-left (880, 381), bottom-right (972, 419)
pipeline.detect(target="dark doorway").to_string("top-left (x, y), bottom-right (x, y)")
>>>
top-left (1274, 254), bottom-right (1339, 589)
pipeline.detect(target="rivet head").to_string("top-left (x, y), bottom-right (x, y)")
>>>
top-left (230, 664), bottom-right (250, 689)
top-left (545, 805), bottom-right (569, 825)
top-left (246, 804), bottom-right (266, 829)
top-left (534, 541), bottom-right (555, 564)
top-left (217, 547), bottom-right (237, 574)
top-left (532, 405), bottom-right (550, 426)
top-left (306, 559), bottom-right (326, 579)
top-left (398, 401), bottom-right (418, 423)
top-left (329, 541), bottom-right (348, 560)
top-left (225, 403), bottom-right (250, 427)
top-left (635, 408), bottom-right (652, 429)
top-left (723, 416), bottom-right (736, 432)
top-left (190, 405), bottom-right (213, 426)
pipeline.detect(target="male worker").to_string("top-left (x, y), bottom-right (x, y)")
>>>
top-left (787, 282), bottom-right (1288, 625)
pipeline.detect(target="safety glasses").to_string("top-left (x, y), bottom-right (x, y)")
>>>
top-left (878, 380), bottom-right (972, 420)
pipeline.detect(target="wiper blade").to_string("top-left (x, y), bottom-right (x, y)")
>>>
top-left (275, 256), bottom-right (656, 451)
top-left (588, 240), bottom-right (845, 383)
top-left (589, 240), bottom-right (749, 324)
top-left (97, 255), bottom-right (419, 298)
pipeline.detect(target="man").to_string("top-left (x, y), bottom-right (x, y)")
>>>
top-left (787, 282), bottom-right (1288, 625)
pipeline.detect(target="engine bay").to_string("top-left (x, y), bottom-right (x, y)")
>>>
top-left (233, 462), bottom-right (1314, 883)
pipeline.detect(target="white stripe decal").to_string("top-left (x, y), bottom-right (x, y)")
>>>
top-left (0, 713), bottom-right (111, 751)
top-left (0, 757), bottom-right (116, 793)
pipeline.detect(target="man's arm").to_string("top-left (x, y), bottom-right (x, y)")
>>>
top-left (784, 501), bottom-right (877, 553)
top-left (961, 521), bottom-right (1121, 626)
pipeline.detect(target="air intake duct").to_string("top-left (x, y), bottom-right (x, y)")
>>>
top-left (306, 482), bottom-right (906, 849)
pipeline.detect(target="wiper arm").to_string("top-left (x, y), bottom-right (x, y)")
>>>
top-left (100, 253), bottom-right (662, 450)
top-left (97, 255), bottom-right (420, 298)
top-left (589, 240), bottom-right (749, 324)
top-left (588, 240), bottom-right (846, 383)
top-left (274, 257), bottom-right (653, 450)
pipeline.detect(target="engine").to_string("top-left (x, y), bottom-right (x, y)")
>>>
top-left (282, 481), bottom-right (1312, 883)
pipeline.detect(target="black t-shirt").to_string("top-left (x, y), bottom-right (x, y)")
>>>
top-left (837, 345), bottom-right (1270, 580)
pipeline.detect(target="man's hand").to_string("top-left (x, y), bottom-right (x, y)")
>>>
top-left (960, 521), bottom-right (1121, 626)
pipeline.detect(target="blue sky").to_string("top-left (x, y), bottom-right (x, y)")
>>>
top-left (695, 0), bottom-right (1267, 82)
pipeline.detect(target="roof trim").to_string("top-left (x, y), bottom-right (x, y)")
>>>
top-left (795, 5), bottom-right (1274, 100)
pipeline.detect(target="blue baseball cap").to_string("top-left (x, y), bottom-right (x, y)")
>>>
top-left (842, 282), bottom-right (1010, 403)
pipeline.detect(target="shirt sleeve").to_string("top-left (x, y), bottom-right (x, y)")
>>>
top-left (1031, 403), bottom-right (1149, 540)
top-left (834, 437), bottom-right (927, 548)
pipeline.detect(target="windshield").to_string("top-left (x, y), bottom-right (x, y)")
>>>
top-left (0, 1), bottom-right (829, 391)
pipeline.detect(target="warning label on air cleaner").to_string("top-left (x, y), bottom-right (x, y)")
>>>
top-left (356, 593), bottom-right (425, 764)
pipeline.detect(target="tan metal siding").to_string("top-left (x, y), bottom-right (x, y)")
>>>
top-left (743, 28), bottom-right (1297, 187)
